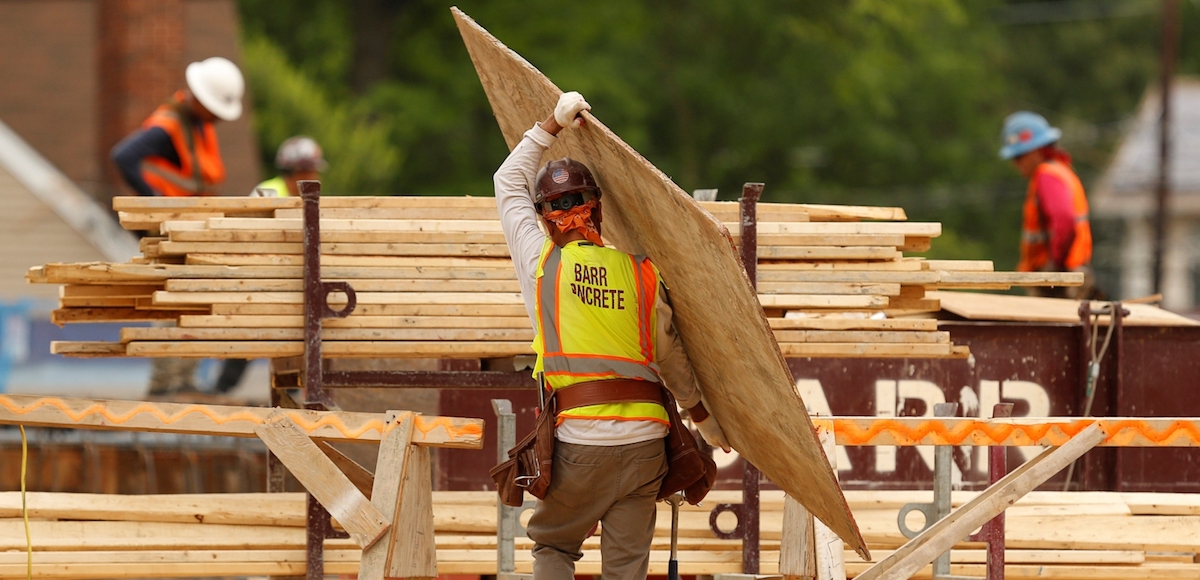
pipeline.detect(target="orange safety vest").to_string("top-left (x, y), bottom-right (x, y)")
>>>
top-left (534, 240), bottom-right (669, 425)
top-left (1018, 160), bottom-right (1092, 272)
top-left (139, 91), bottom-right (225, 197)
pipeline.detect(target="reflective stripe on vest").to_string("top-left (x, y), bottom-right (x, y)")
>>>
top-left (139, 92), bottom-right (226, 197)
top-left (534, 240), bottom-right (667, 424)
top-left (1018, 160), bottom-right (1092, 272)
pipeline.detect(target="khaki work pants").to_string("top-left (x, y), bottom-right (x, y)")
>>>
top-left (526, 439), bottom-right (667, 580)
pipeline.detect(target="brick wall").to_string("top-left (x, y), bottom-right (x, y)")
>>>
top-left (0, 0), bottom-right (260, 205)
top-left (98, 0), bottom-right (186, 201)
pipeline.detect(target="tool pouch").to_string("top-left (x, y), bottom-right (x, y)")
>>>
top-left (658, 390), bottom-right (717, 505)
top-left (490, 391), bottom-right (557, 507)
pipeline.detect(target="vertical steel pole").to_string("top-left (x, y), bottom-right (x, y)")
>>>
top-left (932, 402), bottom-right (959, 577)
top-left (739, 182), bottom-right (764, 574)
top-left (1153, 0), bottom-right (1180, 294)
top-left (493, 399), bottom-right (517, 577)
top-left (987, 403), bottom-right (1013, 580)
top-left (299, 180), bottom-right (326, 580)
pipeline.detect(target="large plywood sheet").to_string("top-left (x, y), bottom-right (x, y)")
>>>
top-left (932, 291), bottom-right (1199, 327)
top-left (452, 8), bottom-right (866, 558)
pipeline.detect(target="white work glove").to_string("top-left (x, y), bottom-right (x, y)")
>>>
top-left (554, 91), bottom-right (591, 128)
top-left (696, 416), bottom-right (731, 453)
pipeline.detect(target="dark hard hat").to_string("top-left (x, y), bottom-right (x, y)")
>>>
top-left (535, 158), bottom-right (600, 207)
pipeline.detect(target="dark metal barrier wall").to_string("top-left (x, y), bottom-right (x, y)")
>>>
top-left (436, 322), bottom-right (1200, 493)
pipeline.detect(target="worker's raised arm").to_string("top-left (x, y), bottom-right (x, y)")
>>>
top-left (493, 91), bottom-right (591, 325)
top-left (111, 127), bottom-right (174, 197)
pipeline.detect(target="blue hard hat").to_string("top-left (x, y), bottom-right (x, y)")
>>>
top-left (999, 111), bottom-right (1062, 160)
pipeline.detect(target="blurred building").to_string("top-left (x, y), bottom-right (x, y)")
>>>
top-left (0, 0), bottom-right (260, 205)
top-left (0, 0), bottom-right (261, 396)
top-left (1092, 78), bottom-right (1200, 312)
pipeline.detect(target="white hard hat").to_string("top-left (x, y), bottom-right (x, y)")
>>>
top-left (276, 136), bottom-right (328, 172)
top-left (185, 57), bottom-right (244, 122)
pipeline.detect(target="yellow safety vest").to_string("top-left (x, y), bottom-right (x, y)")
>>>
top-left (255, 176), bottom-right (290, 197)
top-left (533, 239), bottom-right (668, 425)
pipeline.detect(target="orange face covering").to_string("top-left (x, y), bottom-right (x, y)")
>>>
top-left (544, 199), bottom-right (604, 246)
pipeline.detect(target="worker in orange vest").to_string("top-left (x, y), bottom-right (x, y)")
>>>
top-left (1000, 112), bottom-right (1096, 299)
top-left (110, 57), bottom-right (244, 397)
top-left (111, 57), bottom-right (244, 198)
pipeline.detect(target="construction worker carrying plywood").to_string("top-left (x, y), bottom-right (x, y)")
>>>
top-left (110, 57), bottom-right (244, 397)
top-left (494, 91), bottom-right (729, 580)
top-left (1000, 111), bottom-right (1098, 299)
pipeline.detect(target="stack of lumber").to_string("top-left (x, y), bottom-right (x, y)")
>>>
top-left (30, 196), bottom-right (1081, 360)
top-left (0, 489), bottom-right (1195, 578)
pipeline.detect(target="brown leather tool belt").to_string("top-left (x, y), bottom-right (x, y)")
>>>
top-left (556, 378), bottom-right (664, 413)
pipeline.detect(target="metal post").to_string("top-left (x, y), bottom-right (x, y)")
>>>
top-left (931, 402), bottom-right (959, 578)
top-left (739, 182), bottom-right (763, 574)
top-left (493, 399), bottom-right (517, 577)
top-left (1153, 0), bottom-right (1180, 294)
top-left (985, 403), bottom-right (1013, 580)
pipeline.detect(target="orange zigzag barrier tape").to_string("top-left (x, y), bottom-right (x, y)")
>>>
top-left (0, 394), bottom-right (483, 449)
top-left (816, 417), bottom-right (1200, 447)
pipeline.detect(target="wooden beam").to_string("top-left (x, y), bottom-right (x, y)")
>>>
top-left (119, 326), bottom-right (533, 343)
top-left (854, 423), bottom-right (1106, 580)
top-left (360, 412), bottom-right (416, 579)
top-left (178, 314), bottom-right (532, 329)
top-left (0, 394), bottom-right (483, 448)
top-left (122, 340), bottom-right (533, 358)
top-left (315, 440), bottom-right (376, 500)
top-left (254, 412), bottom-right (390, 549)
top-left (164, 278), bottom-right (520, 292)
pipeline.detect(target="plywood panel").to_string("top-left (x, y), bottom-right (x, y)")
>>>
top-left (452, 8), bottom-right (864, 557)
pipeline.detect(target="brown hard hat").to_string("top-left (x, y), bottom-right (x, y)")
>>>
top-left (535, 158), bottom-right (600, 207)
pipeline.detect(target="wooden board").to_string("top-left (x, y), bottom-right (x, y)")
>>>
top-left (452, 8), bottom-right (864, 557)
top-left (932, 291), bottom-right (1199, 327)
top-left (0, 394), bottom-right (483, 447)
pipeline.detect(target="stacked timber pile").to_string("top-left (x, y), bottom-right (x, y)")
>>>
top-left (29, 196), bottom-right (1080, 360)
top-left (0, 490), bottom-right (1195, 578)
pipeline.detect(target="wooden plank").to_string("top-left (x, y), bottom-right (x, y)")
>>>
top-left (757, 282), bottom-right (900, 296)
top-left (932, 291), bottom-right (1199, 327)
top-left (755, 246), bottom-right (900, 261)
top-left (274, 207), bottom-right (504, 220)
top-left (119, 327), bottom-right (533, 343)
top-left (779, 494), bottom-right (815, 580)
top-left (254, 412), bottom-right (390, 549)
top-left (758, 270), bottom-right (941, 284)
top-left (114, 196), bottom-right (299, 213)
top-left (179, 314), bottom-right (532, 329)
top-left (757, 260), bottom-right (922, 272)
top-left (388, 445), bottom-right (437, 577)
top-left (51, 308), bottom-right (201, 324)
top-left (0, 394), bottom-right (483, 447)
top-left (60, 284), bottom-right (162, 298)
top-left (124, 340), bottom-right (533, 358)
top-left (758, 295), bottom-right (889, 309)
top-left (164, 278), bottom-right (520, 293)
top-left (753, 222), bottom-right (940, 236)
top-left (854, 423), bottom-right (1106, 580)
top-left (742, 233), bottom-right (906, 246)
top-left (206, 217), bottom-right (505, 232)
top-left (921, 260), bottom-right (993, 271)
top-left (813, 427), bottom-right (847, 580)
top-left (900, 236), bottom-right (932, 253)
top-left (768, 318), bottom-right (938, 331)
top-left (210, 303), bottom-right (529, 317)
top-left (152, 290), bottom-right (523, 306)
top-left (170, 228), bottom-right (510, 244)
top-left (778, 343), bottom-right (953, 358)
top-left (315, 440), bottom-right (375, 500)
top-left (160, 240), bottom-right (512, 257)
top-left (185, 253), bottom-right (516, 268)
top-left (50, 341), bottom-right (127, 357)
top-left (453, 7), bottom-right (864, 555)
top-left (1121, 492), bottom-right (1200, 515)
top-left (934, 271), bottom-right (1084, 288)
top-left (773, 330), bottom-right (948, 344)
top-left (361, 413), bottom-right (417, 580)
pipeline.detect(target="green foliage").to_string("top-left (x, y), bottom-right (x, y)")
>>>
top-left (237, 0), bottom-right (1176, 266)
top-left (242, 36), bottom-right (401, 195)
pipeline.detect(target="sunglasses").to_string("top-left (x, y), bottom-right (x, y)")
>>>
top-left (539, 191), bottom-right (598, 214)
